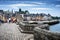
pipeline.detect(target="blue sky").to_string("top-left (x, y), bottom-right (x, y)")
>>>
top-left (0, 0), bottom-right (60, 16)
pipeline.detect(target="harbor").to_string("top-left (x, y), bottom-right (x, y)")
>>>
top-left (0, 8), bottom-right (60, 40)
top-left (50, 23), bottom-right (60, 32)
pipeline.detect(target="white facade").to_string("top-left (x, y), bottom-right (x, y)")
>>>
top-left (42, 16), bottom-right (52, 21)
top-left (26, 17), bottom-right (31, 21)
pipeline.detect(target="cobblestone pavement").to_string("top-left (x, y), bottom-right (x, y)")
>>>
top-left (0, 23), bottom-right (34, 40)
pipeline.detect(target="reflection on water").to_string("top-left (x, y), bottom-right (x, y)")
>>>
top-left (50, 23), bottom-right (60, 32)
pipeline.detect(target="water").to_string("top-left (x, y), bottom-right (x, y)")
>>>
top-left (50, 23), bottom-right (60, 32)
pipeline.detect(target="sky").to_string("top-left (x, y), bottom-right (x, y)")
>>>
top-left (0, 0), bottom-right (60, 16)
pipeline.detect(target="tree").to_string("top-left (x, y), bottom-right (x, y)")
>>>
top-left (25, 10), bottom-right (29, 14)
top-left (19, 8), bottom-right (21, 12)
top-left (48, 13), bottom-right (51, 17)
top-left (21, 11), bottom-right (25, 14)
top-left (18, 9), bottom-right (29, 14)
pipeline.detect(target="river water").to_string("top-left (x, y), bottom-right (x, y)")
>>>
top-left (50, 23), bottom-right (60, 32)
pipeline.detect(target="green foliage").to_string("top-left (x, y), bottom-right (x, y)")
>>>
top-left (52, 16), bottom-right (60, 19)
top-left (19, 8), bottom-right (21, 12)
top-left (25, 10), bottom-right (29, 14)
top-left (19, 8), bottom-right (29, 14)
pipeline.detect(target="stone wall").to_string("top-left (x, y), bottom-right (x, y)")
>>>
top-left (18, 22), bottom-right (49, 33)
top-left (34, 27), bottom-right (60, 40)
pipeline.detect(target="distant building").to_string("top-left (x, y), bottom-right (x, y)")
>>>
top-left (15, 11), bottom-right (52, 21)
top-left (15, 14), bottom-right (23, 22)
top-left (42, 16), bottom-right (52, 21)
top-left (3, 10), bottom-right (14, 19)
top-left (23, 13), bottom-right (52, 21)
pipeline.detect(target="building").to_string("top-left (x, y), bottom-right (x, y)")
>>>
top-left (15, 14), bottom-right (23, 22)
top-left (24, 14), bottom-right (52, 21)
top-left (42, 15), bottom-right (52, 21)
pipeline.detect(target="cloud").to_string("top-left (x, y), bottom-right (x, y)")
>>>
top-left (31, 8), bottom-right (53, 10)
top-left (0, 1), bottom-right (47, 10)
top-left (0, 3), bottom-right (38, 11)
top-left (31, 2), bottom-right (46, 5)
top-left (8, 3), bottom-right (38, 7)
top-left (7, 3), bottom-right (38, 9)
top-left (7, 3), bottom-right (38, 11)
top-left (0, 4), bottom-right (19, 11)
top-left (55, 5), bottom-right (60, 7)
